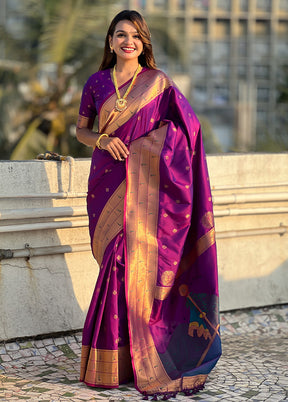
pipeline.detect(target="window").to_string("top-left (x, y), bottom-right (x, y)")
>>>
top-left (193, 85), bottom-right (208, 103)
top-left (192, 65), bottom-right (207, 80)
top-left (215, 19), bottom-right (230, 38)
top-left (211, 41), bottom-right (230, 61)
top-left (154, 0), bottom-right (168, 8)
top-left (256, 0), bottom-right (271, 12)
top-left (279, 0), bottom-right (288, 11)
top-left (211, 64), bottom-right (229, 79)
top-left (133, 0), bottom-right (147, 8)
top-left (191, 41), bottom-right (208, 62)
top-left (238, 41), bottom-right (247, 58)
top-left (216, 0), bottom-right (231, 11)
top-left (256, 108), bottom-right (269, 126)
top-left (178, 0), bottom-right (186, 9)
top-left (257, 87), bottom-right (270, 103)
top-left (192, 18), bottom-right (208, 36)
top-left (7, 0), bottom-right (20, 12)
top-left (254, 65), bottom-right (269, 80)
top-left (255, 20), bottom-right (270, 36)
top-left (213, 85), bottom-right (229, 105)
top-left (6, 14), bottom-right (25, 39)
top-left (239, 0), bottom-right (248, 12)
top-left (0, 40), bottom-right (5, 59)
top-left (252, 41), bottom-right (269, 61)
top-left (276, 42), bottom-right (288, 59)
top-left (174, 18), bottom-right (186, 37)
top-left (238, 20), bottom-right (248, 37)
top-left (238, 64), bottom-right (247, 78)
top-left (192, 0), bottom-right (209, 10)
top-left (278, 20), bottom-right (288, 37)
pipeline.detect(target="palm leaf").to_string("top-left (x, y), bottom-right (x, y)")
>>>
top-left (40, 0), bottom-right (109, 66)
top-left (10, 118), bottom-right (47, 160)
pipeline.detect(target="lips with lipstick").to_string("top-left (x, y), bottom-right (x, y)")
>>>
top-left (121, 47), bottom-right (136, 53)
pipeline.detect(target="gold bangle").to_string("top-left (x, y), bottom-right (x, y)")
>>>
top-left (96, 133), bottom-right (109, 149)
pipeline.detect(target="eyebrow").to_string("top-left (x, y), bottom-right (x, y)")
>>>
top-left (115, 29), bottom-right (139, 34)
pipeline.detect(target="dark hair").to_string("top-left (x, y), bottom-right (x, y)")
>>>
top-left (98, 10), bottom-right (157, 71)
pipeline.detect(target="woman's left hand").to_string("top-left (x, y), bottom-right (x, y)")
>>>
top-left (100, 136), bottom-right (129, 161)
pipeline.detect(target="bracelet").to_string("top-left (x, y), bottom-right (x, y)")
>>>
top-left (95, 133), bottom-right (109, 149)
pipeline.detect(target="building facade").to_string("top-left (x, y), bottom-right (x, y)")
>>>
top-left (1, 0), bottom-right (288, 152)
top-left (125, 0), bottom-right (288, 151)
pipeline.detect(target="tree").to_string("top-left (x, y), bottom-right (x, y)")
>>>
top-left (1, 1), bottom-right (218, 159)
top-left (0, 0), bottom-right (119, 160)
top-left (198, 115), bottom-right (223, 154)
top-left (275, 65), bottom-right (288, 149)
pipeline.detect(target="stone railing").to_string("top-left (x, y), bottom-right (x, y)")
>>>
top-left (0, 154), bottom-right (287, 340)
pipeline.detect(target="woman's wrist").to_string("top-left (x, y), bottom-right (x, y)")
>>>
top-left (96, 133), bottom-right (109, 149)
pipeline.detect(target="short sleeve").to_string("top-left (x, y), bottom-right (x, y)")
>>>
top-left (78, 76), bottom-right (97, 120)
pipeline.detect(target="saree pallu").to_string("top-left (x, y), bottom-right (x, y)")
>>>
top-left (80, 68), bottom-right (221, 398)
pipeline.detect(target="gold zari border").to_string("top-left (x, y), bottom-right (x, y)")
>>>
top-left (98, 70), bottom-right (172, 134)
top-left (92, 180), bottom-right (126, 265)
top-left (177, 227), bottom-right (216, 279)
top-left (182, 374), bottom-right (208, 390)
top-left (196, 227), bottom-right (215, 256)
top-left (77, 114), bottom-right (94, 129)
top-left (80, 346), bottom-right (118, 386)
top-left (126, 125), bottom-right (216, 394)
top-left (126, 124), bottom-right (172, 392)
top-left (80, 344), bottom-right (132, 387)
top-left (155, 286), bottom-right (172, 301)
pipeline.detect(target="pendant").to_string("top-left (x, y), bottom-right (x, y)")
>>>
top-left (115, 98), bottom-right (128, 112)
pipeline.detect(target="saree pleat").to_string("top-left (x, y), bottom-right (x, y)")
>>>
top-left (79, 67), bottom-right (221, 396)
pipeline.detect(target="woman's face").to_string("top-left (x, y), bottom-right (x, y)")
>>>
top-left (109, 20), bottom-right (144, 64)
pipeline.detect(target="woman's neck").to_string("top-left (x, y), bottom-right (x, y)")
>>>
top-left (114, 59), bottom-right (140, 74)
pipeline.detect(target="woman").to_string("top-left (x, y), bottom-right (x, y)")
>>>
top-left (76, 10), bottom-right (221, 399)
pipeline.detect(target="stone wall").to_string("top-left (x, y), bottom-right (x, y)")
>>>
top-left (0, 154), bottom-right (287, 340)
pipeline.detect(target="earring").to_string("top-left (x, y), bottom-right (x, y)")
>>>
top-left (110, 46), bottom-right (113, 54)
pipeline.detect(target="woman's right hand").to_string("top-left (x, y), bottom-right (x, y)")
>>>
top-left (100, 136), bottom-right (130, 161)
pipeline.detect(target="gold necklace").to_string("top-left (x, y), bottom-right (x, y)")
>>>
top-left (112, 64), bottom-right (142, 112)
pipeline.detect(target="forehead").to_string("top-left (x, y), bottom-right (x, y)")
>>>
top-left (114, 19), bottom-right (138, 33)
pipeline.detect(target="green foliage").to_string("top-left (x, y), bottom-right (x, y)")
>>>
top-left (1, 0), bottom-right (192, 160)
top-left (198, 116), bottom-right (223, 154)
top-left (10, 118), bottom-right (47, 160)
top-left (2, 1), bottom-right (285, 159)
top-left (255, 131), bottom-right (288, 152)
top-left (0, 0), bottom-right (116, 160)
top-left (277, 65), bottom-right (288, 104)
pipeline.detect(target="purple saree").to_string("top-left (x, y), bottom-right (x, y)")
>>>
top-left (78, 67), bottom-right (221, 398)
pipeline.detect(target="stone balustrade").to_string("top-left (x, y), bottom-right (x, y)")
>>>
top-left (0, 154), bottom-right (287, 340)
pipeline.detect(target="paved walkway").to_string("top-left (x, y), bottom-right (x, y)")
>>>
top-left (0, 305), bottom-right (287, 401)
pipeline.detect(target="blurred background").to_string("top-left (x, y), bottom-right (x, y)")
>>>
top-left (0, 0), bottom-right (287, 160)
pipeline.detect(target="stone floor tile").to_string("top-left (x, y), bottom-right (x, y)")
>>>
top-left (18, 341), bottom-right (34, 351)
top-left (0, 355), bottom-right (12, 363)
top-left (5, 343), bottom-right (20, 352)
top-left (42, 339), bottom-right (54, 346)
top-left (64, 335), bottom-right (77, 344)
top-left (0, 305), bottom-right (287, 401)
top-left (45, 345), bottom-right (58, 353)
top-left (33, 340), bottom-right (45, 348)
top-left (18, 349), bottom-right (34, 359)
top-left (53, 337), bottom-right (67, 346)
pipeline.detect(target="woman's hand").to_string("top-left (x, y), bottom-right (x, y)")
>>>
top-left (100, 136), bottom-right (129, 161)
